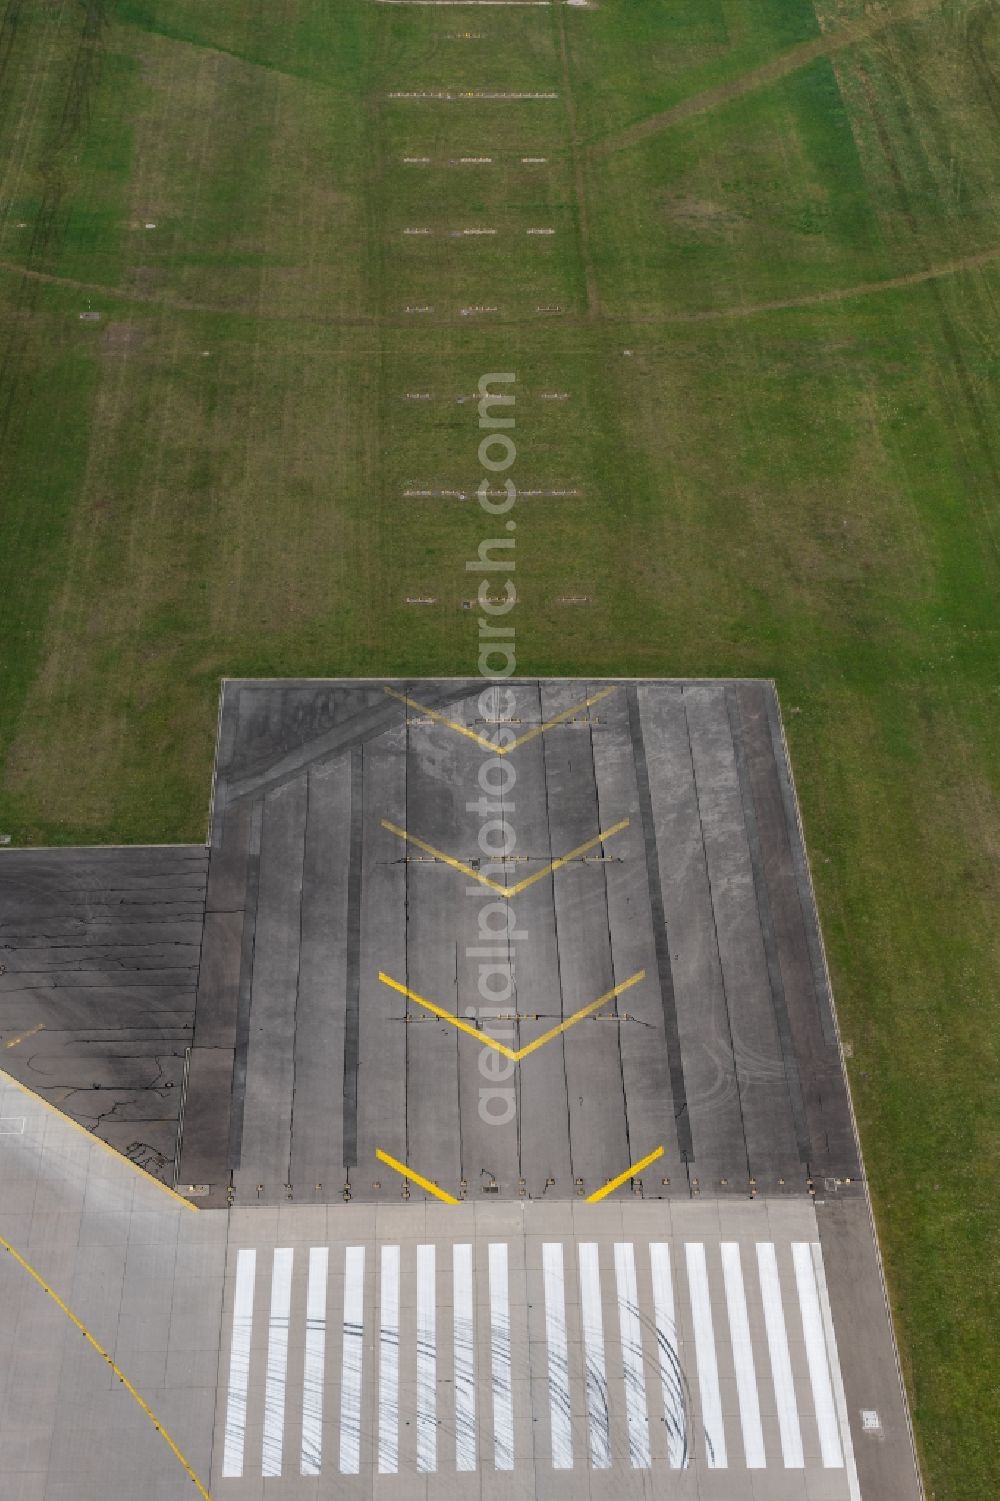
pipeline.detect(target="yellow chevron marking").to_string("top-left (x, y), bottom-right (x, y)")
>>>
top-left (379, 969), bottom-right (645, 1061)
top-left (587, 1145), bottom-right (665, 1202)
top-left (384, 684), bottom-right (616, 754)
top-left (375, 1147), bottom-right (460, 1204)
top-left (381, 817), bottom-right (629, 897)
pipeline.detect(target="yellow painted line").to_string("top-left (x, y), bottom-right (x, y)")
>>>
top-left (509, 818), bottom-right (630, 896)
top-left (515, 970), bottom-right (645, 1060)
top-left (382, 819), bottom-right (509, 893)
top-left (384, 686), bottom-right (498, 753)
top-left (0, 1067), bottom-right (199, 1213)
top-left (379, 969), bottom-right (645, 1062)
top-left (4, 1022), bottom-right (44, 1049)
top-left (384, 684), bottom-right (616, 755)
top-left (498, 686), bottom-right (617, 752)
top-left (382, 817), bottom-right (629, 898)
top-left (0, 1232), bottom-right (213, 1498)
top-left (586, 1144), bottom-right (665, 1203)
top-left (380, 972), bottom-right (518, 1059)
top-left (375, 1147), bottom-right (460, 1204)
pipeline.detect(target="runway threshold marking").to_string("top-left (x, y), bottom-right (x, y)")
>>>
top-left (375, 1147), bottom-right (461, 1204)
top-left (384, 683), bottom-right (615, 754)
top-left (382, 817), bottom-right (629, 896)
top-left (0, 1232), bottom-right (214, 1498)
top-left (379, 969), bottom-right (645, 1060)
top-left (219, 1237), bottom-right (855, 1478)
top-left (586, 1144), bottom-right (665, 1202)
top-left (3, 1022), bottom-right (44, 1049)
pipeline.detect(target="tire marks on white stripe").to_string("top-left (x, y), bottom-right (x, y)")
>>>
top-left (262, 1248), bottom-right (293, 1477)
top-left (542, 1242), bottom-right (572, 1468)
top-left (300, 1247), bottom-right (328, 1476)
top-left (339, 1246), bottom-right (365, 1474)
top-left (222, 1248), bottom-right (256, 1478)
top-left (378, 1244), bottom-right (400, 1473)
top-left (686, 1242), bottom-right (726, 1468)
top-left (578, 1241), bottom-right (612, 1468)
top-left (219, 1237), bottom-right (852, 1481)
top-left (614, 1241), bottom-right (651, 1468)
top-left (416, 1244), bottom-right (437, 1472)
top-left (649, 1241), bottom-right (689, 1468)
top-left (453, 1243), bottom-right (477, 1471)
top-left (488, 1241), bottom-right (514, 1469)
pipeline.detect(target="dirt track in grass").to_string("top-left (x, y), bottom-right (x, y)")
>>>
top-left (593, 0), bottom-right (945, 156)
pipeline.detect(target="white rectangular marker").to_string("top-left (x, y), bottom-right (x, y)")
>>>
top-left (543, 1243), bottom-right (572, 1469)
top-left (453, 1243), bottom-right (476, 1471)
top-left (685, 1243), bottom-right (727, 1468)
top-left (416, 1244), bottom-right (437, 1472)
top-left (301, 1246), bottom-right (328, 1476)
top-left (811, 1242), bottom-right (862, 1499)
top-left (721, 1242), bottom-right (765, 1468)
top-left (378, 1244), bottom-right (400, 1473)
top-left (614, 1242), bottom-right (651, 1468)
top-left (340, 1246), bottom-right (365, 1473)
top-left (263, 1247), bottom-right (293, 1477)
top-left (757, 1242), bottom-right (804, 1467)
top-left (649, 1242), bottom-right (687, 1468)
top-left (489, 1242), bottom-right (514, 1470)
top-left (793, 1242), bottom-right (843, 1468)
top-left (223, 1248), bottom-right (256, 1478)
top-left (578, 1242), bottom-right (611, 1469)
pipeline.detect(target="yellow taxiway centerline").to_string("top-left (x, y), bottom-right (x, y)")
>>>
top-left (382, 817), bottom-right (629, 898)
top-left (586, 1144), bottom-right (665, 1203)
top-left (0, 1232), bottom-right (213, 1498)
top-left (375, 1147), bottom-right (460, 1204)
top-left (379, 969), bottom-right (645, 1062)
top-left (384, 684), bottom-right (616, 755)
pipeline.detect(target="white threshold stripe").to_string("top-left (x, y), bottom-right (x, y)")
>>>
top-left (453, 1243), bottom-right (476, 1472)
top-left (222, 1247), bottom-right (256, 1478)
top-left (378, 1244), bottom-right (400, 1473)
top-left (578, 1242), bottom-right (611, 1469)
top-left (614, 1241), bottom-right (651, 1468)
top-left (301, 1247), bottom-right (328, 1476)
top-left (685, 1243), bottom-right (727, 1468)
top-left (543, 1242), bottom-right (573, 1469)
top-left (811, 1242), bottom-right (863, 1500)
top-left (417, 1244), bottom-right (437, 1472)
top-left (262, 1247), bottom-right (293, 1477)
top-left (340, 1246), bottom-right (365, 1474)
top-left (649, 1242), bottom-right (687, 1468)
top-left (721, 1242), bottom-right (765, 1468)
top-left (793, 1243), bottom-right (843, 1468)
top-left (489, 1242), bottom-right (514, 1470)
top-left (221, 1236), bottom-right (857, 1481)
top-left (757, 1242), bottom-right (804, 1467)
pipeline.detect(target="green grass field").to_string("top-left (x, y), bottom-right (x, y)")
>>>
top-left (1, 0), bottom-right (997, 1491)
